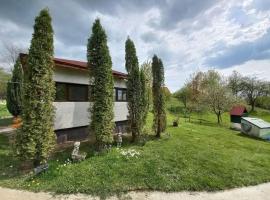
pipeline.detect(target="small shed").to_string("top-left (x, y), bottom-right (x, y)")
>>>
top-left (241, 117), bottom-right (270, 140)
top-left (230, 106), bottom-right (248, 130)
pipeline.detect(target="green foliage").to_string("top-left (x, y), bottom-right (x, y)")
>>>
top-left (141, 60), bottom-right (153, 107)
top-left (152, 55), bottom-right (167, 137)
top-left (140, 68), bottom-right (149, 130)
top-left (125, 38), bottom-right (143, 140)
top-left (16, 8), bottom-right (56, 166)
top-left (257, 96), bottom-right (270, 110)
top-left (1, 110), bottom-right (270, 197)
top-left (6, 58), bottom-right (23, 117)
top-left (0, 68), bottom-right (11, 100)
top-left (88, 19), bottom-right (114, 149)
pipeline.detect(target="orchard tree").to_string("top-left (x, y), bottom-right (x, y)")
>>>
top-left (152, 55), bottom-right (166, 138)
top-left (241, 76), bottom-right (268, 112)
top-left (125, 37), bottom-right (142, 141)
top-left (6, 58), bottom-right (23, 117)
top-left (228, 70), bottom-right (243, 96)
top-left (16, 8), bottom-right (56, 167)
top-left (202, 70), bottom-right (235, 124)
top-left (87, 19), bottom-right (114, 150)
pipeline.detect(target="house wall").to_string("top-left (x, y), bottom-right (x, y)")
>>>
top-left (53, 66), bottom-right (128, 130)
top-left (259, 128), bottom-right (270, 139)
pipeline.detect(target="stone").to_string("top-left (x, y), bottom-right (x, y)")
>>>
top-left (71, 141), bottom-right (86, 162)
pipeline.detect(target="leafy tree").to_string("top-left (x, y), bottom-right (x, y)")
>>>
top-left (87, 19), bottom-right (114, 150)
top-left (125, 37), bottom-right (142, 141)
top-left (16, 8), bottom-right (55, 167)
top-left (141, 60), bottom-right (152, 107)
top-left (6, 58), bottom-right (23, 117)
top-left (202, 70), bottom-right (235, 124)
top-left (174, 86), bottom-right (191, 109)
top-left (140, 68), bottom-right (148, 130)
top-left (152, 55), bottom-right (166, 137)
top-left (228, 70), bottom-right (243, 96)
top-left (0, 68), bottom-right (11, 100)
top-left (241, 77), bottom-right (268, 112)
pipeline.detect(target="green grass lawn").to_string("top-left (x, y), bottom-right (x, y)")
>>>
top-left (0, 109), bottom-right (270, 198)
top-left (0, 101), bottom-right (11, 118)
top-left (0, 101), bottom-right (12, 128)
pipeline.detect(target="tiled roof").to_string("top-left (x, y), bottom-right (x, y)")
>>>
top-left (20, 53), bottom-right (127, 79)
top-left (230, 106), bottom-right (247, 116)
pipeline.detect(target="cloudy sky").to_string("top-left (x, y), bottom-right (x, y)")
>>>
top-left (1, 0), bottom-right (270, 92)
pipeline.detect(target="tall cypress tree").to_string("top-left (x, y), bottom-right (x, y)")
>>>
top-left (6, 57), bottom-right (23, 117)
top-left (16, 8), bottom-right (55, 167)
top-left (125, 37), bottom-right (142, 141)
top-left (87, 19), bottom-right (114, 150)
top-left (152, 55), bottom-right (166, 138)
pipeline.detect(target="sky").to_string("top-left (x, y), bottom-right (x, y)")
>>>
top-left (0, 0), bottom-right (270, 92)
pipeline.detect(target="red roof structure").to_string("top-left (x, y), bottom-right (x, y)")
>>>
top-left (20, 53), bottom-right (127, 79)
top-left (230, 106), bottom-right (247, 116)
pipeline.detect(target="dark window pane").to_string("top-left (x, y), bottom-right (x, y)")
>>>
top-left (55, 83), bottom-right (67, 101)
top-left (68, 84), bottom-right (88, 101)
top-left (115, 88), bottom-right (127, 101)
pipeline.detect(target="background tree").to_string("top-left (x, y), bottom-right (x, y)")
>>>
top-left (202, 70), bottom-right (235, 124)
top-left (125, 38), bottom-right (142, 141)
top-left (0, 42), bottom-right (25, 70)
top-left (16, 8), bottom-right (55, 167)
top-left (88, 19), bottom-right (114, 150)
top-left (6, 58), bottom-right (23, 117)
top-left (141, 60), bottom-right (152, 108)
top-left (228, 70), bottom-right (243, 96)
top-left (140, 68), bottom-right (148, 131)
top-left (241, 76), bottom-right (268, 112)
top-left (0, 68), bottom-right (11, 100)
top-left (152, 55), bottom-right (166, 137)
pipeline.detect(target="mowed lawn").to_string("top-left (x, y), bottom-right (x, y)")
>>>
top-left (0, 109), bottom-right (270, 198)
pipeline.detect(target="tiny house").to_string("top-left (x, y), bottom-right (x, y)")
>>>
top-left (241, 117), bottom-right (270, 140)
top-left (230, 106), bottom-right (248, 130)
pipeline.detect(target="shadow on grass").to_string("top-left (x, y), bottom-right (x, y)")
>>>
top-left (0, 117), bottom-right (12, 128)
top-left (236, 132), bottom-right (270, 143)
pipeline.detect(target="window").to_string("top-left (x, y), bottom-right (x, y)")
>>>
top-left (55, 82), bottom-right (88, 102)
top-left (55, 83), bottom-right (67, 101)
top-left (115, 88), bottom-right (127, 101)
top-left (68, 84), bottom-right (88, 101)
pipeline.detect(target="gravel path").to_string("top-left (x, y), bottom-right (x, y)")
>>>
top-left (1, 182), bottom-right (270, 200)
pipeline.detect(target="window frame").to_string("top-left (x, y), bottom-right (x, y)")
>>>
top-left (55, 82), bottom-right (89, 102)
top-left (115, 87), bottom-right (127, 102)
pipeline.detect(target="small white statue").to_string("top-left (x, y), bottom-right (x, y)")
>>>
top-left (117, 132), bottom-right (123, 148)
top-left (71, 141), bottom-right (86, 162)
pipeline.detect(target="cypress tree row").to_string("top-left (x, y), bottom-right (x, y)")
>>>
top-left (16, 8), bottom-right (55, 167)
top-left (87, 19), bottom-right (114, 150)
top-left (6, 58), bottom-right (23, 117)
top-left (125, 37), bottom-right (142, 141)
top-left (152, 55), bottom-right (167, 138)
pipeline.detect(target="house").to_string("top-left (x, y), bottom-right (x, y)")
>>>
top-left (230, 106), bottom-right (248, 130)
top-left (20, 54), bottom-right (128, 143)
top-left (241, 117), bottom-right (270, 140)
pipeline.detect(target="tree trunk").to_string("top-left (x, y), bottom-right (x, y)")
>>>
top-left (156, 119), bottom-right (161, 138)
top-left (251, 101), bottom-right (255, 112)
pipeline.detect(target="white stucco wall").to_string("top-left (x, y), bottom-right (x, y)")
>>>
top-left (53, 66), bottom-right (128, 130)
